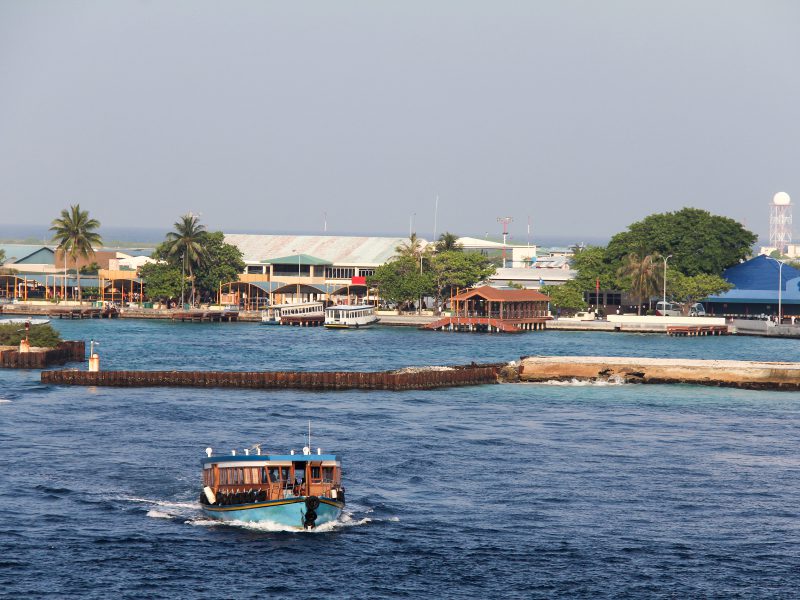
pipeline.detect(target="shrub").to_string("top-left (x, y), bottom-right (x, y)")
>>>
top-left (0, 323), bottom-right (62, 348)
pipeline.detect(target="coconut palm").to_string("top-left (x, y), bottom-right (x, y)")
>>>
top-left (50, 204), bottom-right (102, 305)
top-left (164, 213), bottom-right (207, 306)
top-left (394, 233), bottom-right (425, 261)
top-left (435, 232), bottom-right (462, 253)
top-left (617, 252), bottom-right (660, 315)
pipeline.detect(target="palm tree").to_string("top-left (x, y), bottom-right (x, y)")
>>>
top-left (394, 233), bottom-right (425, 261)
top-left (617, 253), bottom-right (660, 315)
top-left (164, 213), bottom-right (207, 306)
top-left (435, 232), bottom-right (462, 253)
top-left (50, 204), bottom-right (102, 305)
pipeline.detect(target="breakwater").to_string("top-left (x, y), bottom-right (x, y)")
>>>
top-left (1, 341), bottom-right (85, 369)
top-left (41, 364), bottom-right (499, 391)
top-left (508, 356), bottom-right (800, 390)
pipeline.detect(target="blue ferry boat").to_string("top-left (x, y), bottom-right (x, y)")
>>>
top-left (199, 444), bottom-right (345, 529)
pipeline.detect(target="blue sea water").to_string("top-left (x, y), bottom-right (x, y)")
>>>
top-left (1, 321), bottom-right (799, 598)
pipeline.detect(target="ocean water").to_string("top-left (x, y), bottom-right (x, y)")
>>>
top-left (1, 321), bottom-right (799, 598)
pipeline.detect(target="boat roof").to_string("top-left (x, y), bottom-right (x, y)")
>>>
top-left (326, 304), bottom-right (373, 310)
top-left (202, 453), bottom-right (340, 466)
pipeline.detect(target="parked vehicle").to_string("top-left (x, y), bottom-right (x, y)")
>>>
top-left (655, 301), bottom-right (681, 317)
top-left (688, 303), bottom-right (706, 317)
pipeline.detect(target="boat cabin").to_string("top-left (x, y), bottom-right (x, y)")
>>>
top-left (202, 450), bottom-right (342, 502)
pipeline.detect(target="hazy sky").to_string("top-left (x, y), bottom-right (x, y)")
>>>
top-left (1, 1), bottom-right (798, 243)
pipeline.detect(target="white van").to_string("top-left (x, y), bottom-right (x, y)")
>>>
top-left (655, 301), bottom-right (681, 317)
top-left (688, 303), bottom-right (706, 317)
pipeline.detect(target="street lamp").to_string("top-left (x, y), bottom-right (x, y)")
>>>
top-left (662, 254), bottom-right (672, 315)
top-left (766, 256), bottom-right (785, 323)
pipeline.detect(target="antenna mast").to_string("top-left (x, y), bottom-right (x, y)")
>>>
top-left (497, 217), bottom-right (513, 268)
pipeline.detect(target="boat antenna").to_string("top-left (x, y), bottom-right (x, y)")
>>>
top-left (308, 420), bottom-right (311, 450)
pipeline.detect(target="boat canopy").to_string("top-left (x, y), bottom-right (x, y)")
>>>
top-left (202, 453), bottom-right (340, 467)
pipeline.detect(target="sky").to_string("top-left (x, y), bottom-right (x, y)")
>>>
top-left (1, 1), bottom-right (799, 244)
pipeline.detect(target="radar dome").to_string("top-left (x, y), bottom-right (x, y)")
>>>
top-left (773, 191), bottom-right (791, 205)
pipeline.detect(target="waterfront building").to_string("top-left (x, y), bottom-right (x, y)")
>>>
top-left (704, 255), bottom-right (800, 318)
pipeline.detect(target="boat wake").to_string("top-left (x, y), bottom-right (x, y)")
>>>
top-left (186, 506), bottom-right (386, 534)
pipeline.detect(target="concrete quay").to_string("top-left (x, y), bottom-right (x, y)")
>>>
top-left (507, 356), bottom-right (800, 390)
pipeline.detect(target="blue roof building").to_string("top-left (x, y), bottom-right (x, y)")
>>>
top-left (705, 255), bottom-right (800, 316)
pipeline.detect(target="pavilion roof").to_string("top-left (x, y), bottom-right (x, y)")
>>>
top-left (453, 285), bottom-right (550, 302)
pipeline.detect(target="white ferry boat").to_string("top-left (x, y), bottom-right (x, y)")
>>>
top-left (261, 302), bottom-right (324, 325)
top-left (324, 305), bottom-right (379, 329)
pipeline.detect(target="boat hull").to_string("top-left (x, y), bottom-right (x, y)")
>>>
top-left (324, 318), bottom-right (380, 329)
top-left (201, 496), bottom-right (344, 529)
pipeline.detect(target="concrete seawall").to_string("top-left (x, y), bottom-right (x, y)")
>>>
top-left (1, 341), bottom-right (85, 369)
top-left (41, 364), bottom-right (499, 391)
top-left (510, 356), bottom-right (800, 390)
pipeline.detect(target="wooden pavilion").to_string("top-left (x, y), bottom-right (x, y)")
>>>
top-left (424, 285), bottom-right (551, 333)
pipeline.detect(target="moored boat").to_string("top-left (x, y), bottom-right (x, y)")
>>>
top-left (199, 444), bottom-right (345, 529)
top-left (261, 301), bottom-right (324, 325)
top-left (324, 305), bottom-right (379, 329)
top-left (0, 317), bottom-right (51, 325)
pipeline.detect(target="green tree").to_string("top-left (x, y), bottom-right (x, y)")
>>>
top-left (428, 251), bottom-right (495, 312)
top-left (394, 233), bottom-right (425, 261)
top-left (617, 253), bottom-right (661, 315)
top-left (667, 271), bottom-right (733, 314)
top-left (49, 204), bottom-right (103, 304)
top-left (605, 208), bottom-right (756, 276)
top-left (139, 262), bottom-right (183, 302)
top-left (540, 281), bottom-right (586, 313)
top-left (79, 262), bottom-right (101, 275)
top-left (0, 249), bottom-right (5, 264)
top-left (193, 232), bottom-right (245, 301)
top-left (163, 214), bottom-right (207, 305)
top-left (368, 256), bottom-right (433, 312)
top-left (571, 245), bottom-right (618, 292)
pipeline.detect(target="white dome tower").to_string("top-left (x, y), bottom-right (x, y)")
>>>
top-left (769, 192), bottom-right (792, 254)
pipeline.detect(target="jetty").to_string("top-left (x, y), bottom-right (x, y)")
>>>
top-left (1, 341), bottom-right (85, 369)
top-left (666, 325), bottom-right (728, 336)
top-left (505, 356), bottom-right (800, 390)
top-left (41, 364), bottom-right (499, 391)
top-left (171, 310), bottom-right (239, 322)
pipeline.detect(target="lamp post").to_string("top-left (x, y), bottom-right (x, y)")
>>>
top-left (767, 256), bottom-right (785, 323)
top-left (180, 252), bottom-right (185, 307)
top-left (662, 254), bottom-right (672, 315)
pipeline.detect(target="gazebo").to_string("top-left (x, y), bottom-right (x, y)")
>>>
top-left (425, 285), bottom-right (551, 333)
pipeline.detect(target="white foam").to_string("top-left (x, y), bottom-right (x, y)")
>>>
top-left (120, 496), bottom-right (199, 510)
top-left (146, 509), bottom-right (173, 519)
top-left (530, 376), bottom-right (627, 387)
top-left (187, 510), bottom-right (374, 533)
top-left (0, 399), bottom-right (11, 404)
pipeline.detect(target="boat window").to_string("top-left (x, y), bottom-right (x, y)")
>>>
top-left (280, 466), bottom-right (291, 486)
top-left (261, 467), bottom-right (269, 483)
top-left (322, 467), bottom-right (334, 482)
top-left (310, 466), bottom-right (321, 481)
top-left (244, 468), bottom-right (252, 485)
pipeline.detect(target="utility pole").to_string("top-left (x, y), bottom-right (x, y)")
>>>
top-left (497, 217), bottom-right (513, 268)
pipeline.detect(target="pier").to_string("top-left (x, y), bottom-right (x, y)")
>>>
top-left (41, 364), bottom-right (500, 391)
top-left (666, 325), bottom-right (729, 336)
top-left (48, 307), bottom-right (116, 319)
top-left (1, 341), bottom-right (85, 369)
top-left (508, 356), bottom-right (800, 390)
top-left (171, 310), bottom-right (239, 322)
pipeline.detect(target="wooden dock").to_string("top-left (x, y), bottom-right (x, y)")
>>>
top-left (48, 307), bottom-right (112, 319)
top-left (171, 310), bottom-right (239, 322)
top-left (41, 364), bottom-right (500, 391)
top-left (667, 325), bottom-right (729, 336)
top-left (423, 316), bottom-right (548, 333)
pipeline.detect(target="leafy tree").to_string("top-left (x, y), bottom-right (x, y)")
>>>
top-left (368, 256), bottom-right (432, 312)
top-left (540, 281), bottom-right (587, 313)
top-left (667, 271), bottom-right (733, 314)
top-left (139, 262), bottom-right (183, 302)
top-left (436, 232), bottom-right (462, 253)
top-left (394, 233), bottom-right (425, 261)
top-left (570, 245), bottom-right (618, 292)
top-left (193, 232), bottom-right (245, 301)
top-left (163, 214), bottom-right (207, 305)
top-left (0, 249), bottom-right (5, 264)
top-left (428, 251), bottom-right (495, 312)
top-left (0, 323), bottom-right (62, 348)
top-left (50, 204), bottom-right (103, 304)
top-left (605, 208), bottom-right (756, 276)
top-left (617, 253), bottom-right (661, 315)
